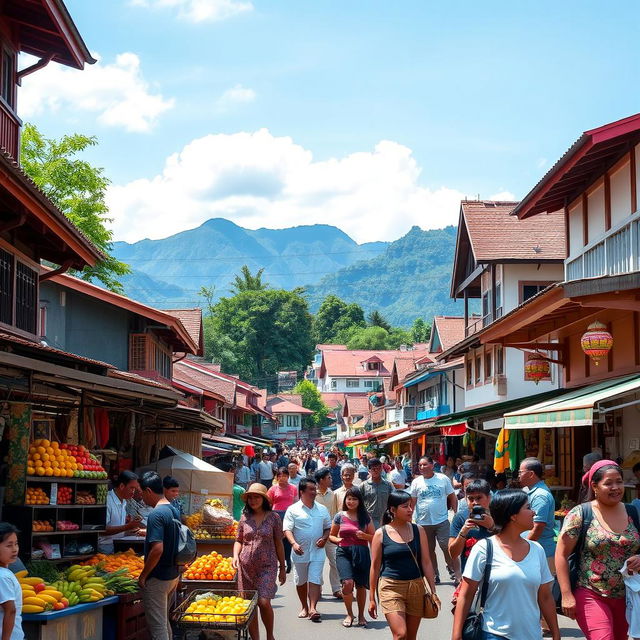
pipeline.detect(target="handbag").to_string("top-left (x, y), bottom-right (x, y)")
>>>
top-left (552, 502), bottom-right (592, 613)
top-left (461, 537), bottom-right (493, 640)
top-left (399, 525), bottom-right (440, 619)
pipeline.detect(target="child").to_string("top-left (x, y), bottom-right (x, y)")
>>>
top-left (0, 523), bottom-right (23, 640)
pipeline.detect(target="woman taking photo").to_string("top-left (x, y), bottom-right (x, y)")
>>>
top-left (556, 459), bottom-right (640, 640)
top-left (452, 489), bottom-right (559, 640)
top-left (267, 467), bottom-right (298, 573)
top-left (233, 483), bottom-right (286, 640)
top-left (369, 490), bottom-right (439, 640)
top-left (329, 487), bottom-right (375, 628)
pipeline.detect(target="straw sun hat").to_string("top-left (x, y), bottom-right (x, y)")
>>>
top-left (241, 483), bottom-right (272, 504)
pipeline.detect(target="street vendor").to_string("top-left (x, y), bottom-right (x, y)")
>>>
top-left (98, 470), bottom-right (141, 553)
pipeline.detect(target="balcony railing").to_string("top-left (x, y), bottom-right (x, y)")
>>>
top-left (566, 213), bottom-right (640, 281)
top-left (416, 402), bottom-right (450, 421)
top-left (0, 100), bottom-right (19, 160)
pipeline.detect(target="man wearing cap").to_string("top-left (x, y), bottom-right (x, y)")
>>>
top-left (361, 458), bottom-right (392, 530)
top-left (283, 477), bottom-right (331, 622)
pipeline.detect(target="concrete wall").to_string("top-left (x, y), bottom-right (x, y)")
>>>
top-left (40, 281), bottom-right (129, 369)
top-left (501, 263), bottom-right (564, 313)
top-left (319, 375), bottom-right (385, 393)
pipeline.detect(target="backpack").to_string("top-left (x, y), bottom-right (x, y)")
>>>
top-left (173, 517), bottom-right (197, 565)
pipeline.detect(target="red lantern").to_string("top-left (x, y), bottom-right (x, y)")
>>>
top-left (524, 352), bottom-right (550, 384)
top-left (581, 320), bottom-right (613, 365)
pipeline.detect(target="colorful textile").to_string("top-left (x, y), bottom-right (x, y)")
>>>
top-left (494, 428), bottom-right (510, 473)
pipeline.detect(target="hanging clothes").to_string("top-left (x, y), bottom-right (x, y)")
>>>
top-left (94, 409), bottom-right (110, 449)
top-left (508, 430), bottom-right (525, 472)
top-left (494, 428), bottom-right (510, 473)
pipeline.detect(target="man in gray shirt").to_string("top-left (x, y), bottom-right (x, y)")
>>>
top-left (361, 458), bottom-right (392, 529)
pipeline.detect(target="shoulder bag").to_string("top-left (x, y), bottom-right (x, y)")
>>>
top-left (552, 502), bottom-right (592, 613)
top-left (461, 537), bottom-right (493, 640)
top-left (399, 524), bottom-right (440, 619)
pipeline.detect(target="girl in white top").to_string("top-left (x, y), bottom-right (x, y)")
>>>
top-left (451, 489), bottom-right (559, 640)
top-left (0, 523), bottom-right (23, 640)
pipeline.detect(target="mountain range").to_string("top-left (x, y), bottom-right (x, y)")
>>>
top-left (112, 218), bottom-right (465, 326)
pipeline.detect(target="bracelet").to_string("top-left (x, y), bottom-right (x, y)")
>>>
top-left (459, 532), bottom-right (468, 539)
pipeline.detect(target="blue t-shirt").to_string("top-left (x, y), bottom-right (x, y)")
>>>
top-left (328, 465), bottom-right (342, 490)
top-left (523, 481), bottom-right (556, 557)
top-left (145, 504), bottom-right (179, 580)
top-left (450, 510), bottom-right (492, 570)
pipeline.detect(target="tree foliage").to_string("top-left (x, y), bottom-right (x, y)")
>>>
top-left (411, 318), bottom-right (431, 343)
top-left (230, 265), bottom-right (269, 294)
top-left (368, 310), bottom-right (392, 332)
top-left (20, 123), bottom-right (129, 292)
top-left (203, 282), bottom-right (314, 385)
top-left (292, 379), bottom-right (329, 428)
top-left (312, 294), bottom-right (365, 344)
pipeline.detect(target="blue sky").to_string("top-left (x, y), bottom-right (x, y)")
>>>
top-left (20, 0), bottom-right (640, 244)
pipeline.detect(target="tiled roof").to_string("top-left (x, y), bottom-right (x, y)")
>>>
top-left (0, 332), bottom-right (114, 369)
top-left (173, 361), bottom-right (235, 404)
top-left (431, 317), bottom-right (466, 353)
top-left (316, 344), bottom-right (348, 351)
top-left (267, 398), bottom-right (314, 415)
top-left (319, 392), bottom-right (347, 410)
top-left (461, 200), bottom-right (566, 261)
top-left (321, 348), bottom-right (429, 378)
top-left (165, 308), bottom-right (203, 355)
top-left (108, 369), bottom-right (174, 390)
top-left (391, 356), bottom-right (426, 389)
top-left (343, 395), bottom-right (373, 417)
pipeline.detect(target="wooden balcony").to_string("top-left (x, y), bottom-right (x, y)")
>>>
top-left (566, 212), bottom-right (640, 281)
top-left (0, 99), bottom-right (20, 160)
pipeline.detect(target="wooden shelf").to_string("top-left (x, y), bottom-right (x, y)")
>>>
top-left (26, 477), bottom-right (107, 484)
top-left (46, 554), bottom-right (95, 564)
top-left (25, 504), bottom-right (105, 509)
top-left (32, 530), bottom-right (106, 536)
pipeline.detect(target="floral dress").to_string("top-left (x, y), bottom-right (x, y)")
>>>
top-left (236, 511), bottom-right (282, 599)
top-left (561, 505), bottom-right (640, 598)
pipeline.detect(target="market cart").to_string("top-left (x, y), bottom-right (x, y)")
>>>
top-left (171, 590), bottom-right (257, 640)
top-left (179, 573), bottom-right (239, 601)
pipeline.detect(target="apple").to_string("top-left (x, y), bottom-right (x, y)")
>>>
top-left (33, 583), bottom-right (46, 593)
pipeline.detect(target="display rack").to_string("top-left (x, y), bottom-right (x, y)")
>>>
top-left (5, 477), bottom-right (108, 561)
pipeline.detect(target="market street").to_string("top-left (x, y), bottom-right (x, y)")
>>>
top-left (271, 553), bottom-right (586, 640)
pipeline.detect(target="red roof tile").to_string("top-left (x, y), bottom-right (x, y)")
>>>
top-left (319, 392), bottom-right (347, 410)
top-left (461, 200), bottom-right (566, 261)
top-left (108, 369), bottom-right (175, 390)
top-left (343, 395), bottom-right (373, 417)
top-left (267, 398), bottom-right (314, 415)
top-left (165, 308), bottom-right (203, 355)
top-left (316, 344), bottom-right (348, 351)
top-left (430, 317), bottom-right (467, 353)
top-left (173, 361), bottom-right (235, 404)
top-left (320, 348), bottom-right (429, 378)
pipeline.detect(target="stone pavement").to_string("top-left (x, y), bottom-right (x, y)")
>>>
top-left (271, 554), bottom-right (586, 640)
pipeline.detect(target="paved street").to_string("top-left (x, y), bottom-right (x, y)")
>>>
top-left (272, 550), bottom-right (586, 640)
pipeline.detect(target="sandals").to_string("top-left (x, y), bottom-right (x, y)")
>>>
top-left (309, 612), bottom-right (321, 622)
top-left (342, 617), bottom-right (354, 627)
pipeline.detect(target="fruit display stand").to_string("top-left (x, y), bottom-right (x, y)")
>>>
top-left (22, 595), bottom-right (119, 640)
top-left (171, 590), bottom-right (257, 640)
top-left (179, 550), bottom-right (238, 600)
top-left (5, 477), bottom-right (108, 562)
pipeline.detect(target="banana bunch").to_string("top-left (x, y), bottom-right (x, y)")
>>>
top-left (61, 565), bottom-right (109, 602)
top-left (16, 572), bottom-right (70, 613)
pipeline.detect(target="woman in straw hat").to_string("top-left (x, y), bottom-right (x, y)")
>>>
top-left (233, 483), bottom-right (286, 640)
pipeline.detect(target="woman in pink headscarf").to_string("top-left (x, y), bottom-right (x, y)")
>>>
top-left (556, 459), bottom-right (640, 640)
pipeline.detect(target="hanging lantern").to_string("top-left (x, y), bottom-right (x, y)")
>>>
top-left (524, 352), bottom-right (550, 384)
top-left (581, 320), bottom-right (613, 365)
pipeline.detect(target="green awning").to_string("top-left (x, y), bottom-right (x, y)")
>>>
top-left (434, 388), bottom-right (567, 431)
top-left (504, 374), bottom-right (640, 430)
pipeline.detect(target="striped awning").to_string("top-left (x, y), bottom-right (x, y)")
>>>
top-left (504, 374), bottom-right (640, 430)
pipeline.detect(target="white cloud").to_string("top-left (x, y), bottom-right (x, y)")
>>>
top-left (130, 0), bottom-right (252, 22)
top-left (489, 190), bottom-right (517, 201)
top-left (19, 53), bottom-right (174, 133)
top-left (107, 129), bottom-right (512, 244)
top-left (216, 84), bottom-right (256, 112)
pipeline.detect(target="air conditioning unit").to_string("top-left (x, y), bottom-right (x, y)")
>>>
top-left (494, 374), bottom-right (507, 396)
top-left (403, 406), bottom-right (417, 422)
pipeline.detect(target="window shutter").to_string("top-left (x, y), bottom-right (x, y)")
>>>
top-left (129, 333), bottom-right (148, 370)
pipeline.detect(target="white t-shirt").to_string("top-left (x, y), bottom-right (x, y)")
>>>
top-left (389, 468), bottom-right (407, 487)
top-left (464, 538), bottom-right (553, 640)
top-left (409, 473), bottom-right (454, 525)
top-left (283, 501), bottom-right (331, 563)
top-left (0, 568), bottom-right (23, 640)
top-left (98, 489), bottom-right (128, 553)
top-left (621, 558), bottom-right (640, 637)
top-left (258, 460), bottom-right (274, 480)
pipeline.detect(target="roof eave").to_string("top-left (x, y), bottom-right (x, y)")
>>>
top-left (44, 0), bottom-right (96, 68)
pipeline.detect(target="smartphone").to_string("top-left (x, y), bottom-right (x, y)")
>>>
top-left (470, 505), bottom-right (485, 521)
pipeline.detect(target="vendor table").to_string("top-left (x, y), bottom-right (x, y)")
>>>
top-left (22, 595), bottom-right (119, 640)
top-left (179, 575), bottom-right (238, 601)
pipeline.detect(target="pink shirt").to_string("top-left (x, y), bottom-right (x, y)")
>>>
top-left (267, 483), bottom-right (297, 511)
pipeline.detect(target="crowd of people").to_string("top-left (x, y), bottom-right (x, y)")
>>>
top-left (231, 445), bottom-right (640, 640)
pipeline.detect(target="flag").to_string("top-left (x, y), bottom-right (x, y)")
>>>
top-left (494, 428), bottom-right (510, 473)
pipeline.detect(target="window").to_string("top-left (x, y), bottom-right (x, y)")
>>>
top-left (495, 282), bottom-right (503, 319)
top-left (367, 361), bottom-right (380, 370)
top-left (475, 355), bottom-right (482, 384)
top-left (520, 282), bottom-right (554, 304)
top-left (364, 380), bottom-right (375, 388)
top-left (346, 379), bottom-right (359, 388)
top-left (466, 359), bottom-right (473, 386)
top-left (484, 352), bottom-right (493, 380)
top-left (129, 333), bottom-right (172, 380)
top-left (330, 379), bottom-right (337, 390)
top-left (1, 49), bottom-right (15, 109)
top-left (495, 346), bottom-right (504, 375)
top-left (39, 306), bottom-right (47, 338)
top-left (0, 248), bottom-right (38, 336)
top-left (482, 291), bottom-right (491, 327)
top-left (0, 247), bottom-right (13, 326)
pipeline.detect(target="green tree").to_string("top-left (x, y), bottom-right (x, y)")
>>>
top-left (20, 123), bottom-right (129, 292)
top-left (346, 326), bottom-right (390, 350)
top-left (292, 379), bottom-right (329, 428)
top-left (210, 287), bottom-right (314, 383)
top-left (387, 327), bottom-right (414, 349)
top-left (411, 318), bottom-right (431, 343)
top-left (230, 265), bottom-right (269, 294)
top-left (312, 295), bottom-right (365, 344)
top-left (368, 310), bottom-right (392, 332)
